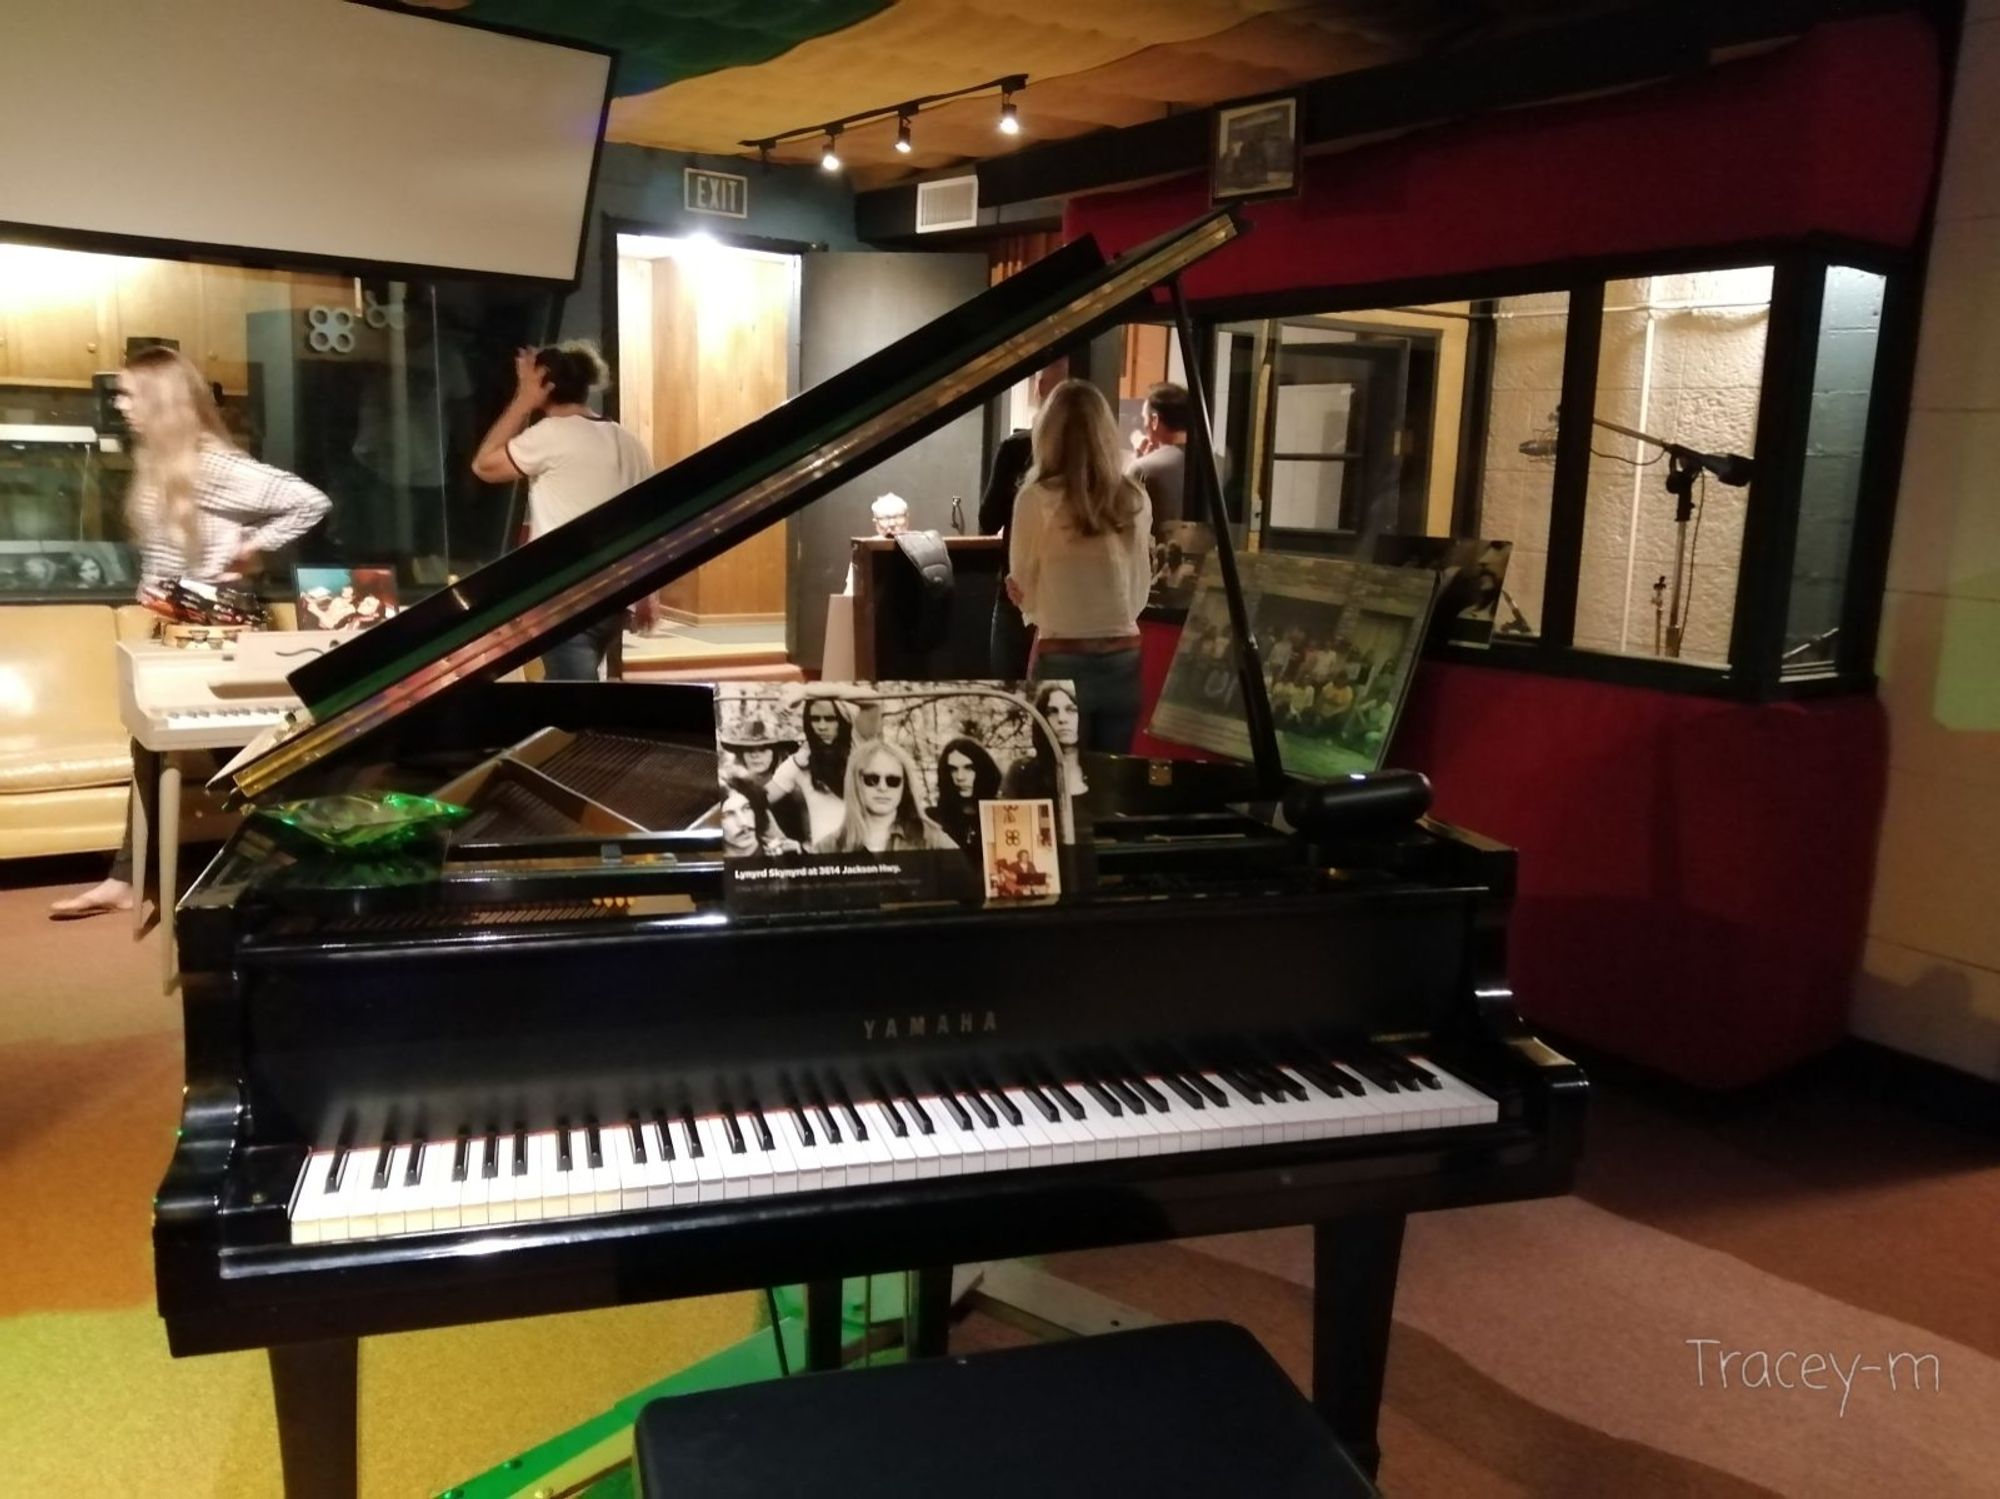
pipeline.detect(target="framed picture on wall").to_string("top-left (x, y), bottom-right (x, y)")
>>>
top-left (1211, 94), bottom-right (1301, 204)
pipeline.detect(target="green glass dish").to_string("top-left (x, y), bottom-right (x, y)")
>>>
top-left (252, 791), bottom-right (471, 855)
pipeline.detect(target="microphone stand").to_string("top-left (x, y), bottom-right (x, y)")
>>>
top-left (1590, 416), bottom-right (1754, 660)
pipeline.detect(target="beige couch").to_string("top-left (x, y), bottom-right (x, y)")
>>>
top-left (0, 604), bottom-right (143, 858)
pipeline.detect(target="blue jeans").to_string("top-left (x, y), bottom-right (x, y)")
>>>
top-left (540, 614), bottom-right (623, 681)
top-left (1034, 648), bottom-right (1142, 754)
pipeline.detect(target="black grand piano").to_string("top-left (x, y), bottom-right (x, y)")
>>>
top-left (154, 213), bottom-right (1586, 1497)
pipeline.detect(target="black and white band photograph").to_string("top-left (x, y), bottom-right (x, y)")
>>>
top-left (713, 680), bottom-right (1077, 910)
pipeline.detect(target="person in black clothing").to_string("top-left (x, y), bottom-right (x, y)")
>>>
top-left (980, 361), bottom-right (1067, 676)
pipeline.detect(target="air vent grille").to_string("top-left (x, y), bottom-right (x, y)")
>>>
top-left (916, 176), bottom-right (979, 233)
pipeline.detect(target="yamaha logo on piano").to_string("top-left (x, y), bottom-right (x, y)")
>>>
top-left (863, 1012), bottom-right (999, 1041)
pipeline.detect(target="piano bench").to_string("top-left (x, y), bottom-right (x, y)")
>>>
top-left (632, 1321), bottom-right (1381, 1499)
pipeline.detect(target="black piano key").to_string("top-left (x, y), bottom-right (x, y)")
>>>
top-left (960, 1085), bottom-right (998, 1130)
top-left (450, 1134), bottom-right (470, 1184)
top-left (482, 1129), bottom-right (499, 1180)
top-left (371, 1139), bottom-right (395, 1190)
top-left (680, 1108), bottom-right (704, 1159)
top-left (979, 1078), bottom-right (1023, 1127)
top-left (652, 1109), bottom-right (675, 1162)
top-left (1339, 1051), bottom-right (1403, 1092)
top-left (512, 1128), bottom-right (528, 1177)
top-left (1353, 1042), bottom-right (1422, 1090)
top-left (585, 1119), bottom-right (605, 1170)
top-left (785, 1098), bottom-right (815, 1148)
top-left (628, 1115), bottom-right (648, 1166)
top-left (1385, 1048), bottom-right (1444, 1090)
top-left (1159, 1073), bottom-right (1205, 1110)
top-left (720, 1109), bottom-right (747, 1155)
top-left (874, 1091), bottom-right (909, 1138)
top-left (323, 1146), bottom-right (348, 1195)
top-left (802, 1079), bottom-right (841, 1144)
top-left (937, 1088), bottom-right (973, 1131)
top-left (403, 1137), bottom-right (426, 1188)
top-left (1183, 1069), bottom-right (1229, 1107)
top-left (1128, 1074), bottom-right (1171, 1112)
top-left (1215, 1067), bottom-right (1265, 1105)
top-left (1305, 1057), bottom-right (1368, 1099)
top-left (1021, 1082), bottom-right (1061, 1123)
top-left (1255, 1062), bottom-right (1309, 1102)
top-left (556, 1124), bottom-right (574, 1173)
top-left (1103, 1074), bottom-right (1147, 1114)
top-left (748, 1104), bottom-right (776, 1153)
top-left (827, 1078), bottom-right (867, 1142)
top-left (1292, 1059), bottom-right (1354, 1102)
top-left (1082, 1078), bottom-right (1124, 1117)
top-left (1043, 1077), bottom-right (1088, 1121)
top-left (894, 1079), bottom-right (934, 1135)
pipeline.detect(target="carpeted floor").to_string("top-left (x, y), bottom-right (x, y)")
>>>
top-left (2, 853), bottom-right (1995, 1497)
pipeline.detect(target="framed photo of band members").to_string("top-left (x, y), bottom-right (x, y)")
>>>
top-left (1149, 552), bottom-right (1440, 779)
top-left (1211, 93), bottom-right (1301, 205)
top-left (713, 680), bottom-right (1080, 914)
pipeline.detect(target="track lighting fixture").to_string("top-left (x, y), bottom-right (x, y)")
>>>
top-left (741, 74), bottom-right (1027, 166)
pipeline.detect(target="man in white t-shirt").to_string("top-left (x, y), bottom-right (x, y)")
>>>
top-left (472, 341), bottom-right (653, 679)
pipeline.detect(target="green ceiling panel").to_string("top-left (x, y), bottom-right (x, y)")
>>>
top-left (454, 0), bottom-right (891, 96)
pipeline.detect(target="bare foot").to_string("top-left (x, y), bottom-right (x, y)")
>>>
top-left (49, 878), bottom-right (135, 920)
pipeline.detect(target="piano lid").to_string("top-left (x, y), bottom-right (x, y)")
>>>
top-left (224, 211), bottom-right (1240, 802)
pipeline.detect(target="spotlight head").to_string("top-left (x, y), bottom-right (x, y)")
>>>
top-left (895, 113), bottom-right (913, 153)
top-left (998, 95), bottom-right (1020, 135)
top-left (820, 128), bottom-right (842, 172)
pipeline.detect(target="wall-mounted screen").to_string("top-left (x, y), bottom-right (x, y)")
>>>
top-left (2, 0), bottom-right (612, 284)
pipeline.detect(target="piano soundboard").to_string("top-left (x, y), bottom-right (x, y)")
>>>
top-left (117, 632), bottom-right (333, 752)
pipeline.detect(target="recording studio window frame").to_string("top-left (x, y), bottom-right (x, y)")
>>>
top-left (1187, 235), bottom-right (1921, 703)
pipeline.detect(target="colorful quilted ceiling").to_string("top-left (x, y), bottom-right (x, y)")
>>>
top-left (396, 1), bottom-right (1677, 189)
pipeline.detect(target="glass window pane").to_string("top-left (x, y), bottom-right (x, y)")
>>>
top-left (1785, 265), bottom-right (1885, 677)
top-left (1579, 267), bottom-right (1773, 667)
top-left (1472, 291), bottom-right (1570, 640)
top-left (0, 238), bottom-right (549, 605)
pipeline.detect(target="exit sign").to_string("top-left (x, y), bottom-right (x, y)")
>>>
top-left (684, 168), bottom-right (748, 219)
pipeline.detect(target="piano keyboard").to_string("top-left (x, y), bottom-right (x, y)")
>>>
top-left (287, 1050), bottom-right (1498, 1245)
top-left (159, 706), bottom-right (289, 735)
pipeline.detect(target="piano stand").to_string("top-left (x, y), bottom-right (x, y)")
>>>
top-left (269, 1339), bottom-right (358, 1499)
top-left (1313, 1214), bottom-right (1407, 1479)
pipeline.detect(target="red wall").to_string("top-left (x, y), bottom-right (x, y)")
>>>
top-left (1068, 15), bottom-right (1939, 291)
top-left (1100, 17), bottom-right (1934, 1085)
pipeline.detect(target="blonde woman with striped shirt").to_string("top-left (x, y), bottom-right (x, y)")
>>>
top-left (51, 347), bottom-right (328, 919)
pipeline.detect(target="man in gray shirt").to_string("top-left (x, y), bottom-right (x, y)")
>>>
top-left (1132, 382), bottom-right (1191, 529)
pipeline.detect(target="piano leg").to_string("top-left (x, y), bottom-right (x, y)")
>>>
top-left (903, 1266), bottom-right (953, 1359)
top-left (804, 1280), bottom-right (843, 1372)
top-left (1311, 1215), bottom-right (1406, 1480)
top-left (268, 1338), bottom-right (359, 1499)
top-left (130, 745), bottom-right (157, 937)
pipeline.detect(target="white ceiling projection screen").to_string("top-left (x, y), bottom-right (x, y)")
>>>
top-left (1, 0), bottom-right (612, 284)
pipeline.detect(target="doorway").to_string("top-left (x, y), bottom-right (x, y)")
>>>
top-left (614, 231), bottom-right (798, 644)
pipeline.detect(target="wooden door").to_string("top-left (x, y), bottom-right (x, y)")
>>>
top-left (616, 247), bottom-right (793, 623)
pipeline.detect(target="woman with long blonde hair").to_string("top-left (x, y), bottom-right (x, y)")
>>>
top-left (1004, 379), bottom-right (1153, 752)
top-left (51, 346), bottom-right (329, 919)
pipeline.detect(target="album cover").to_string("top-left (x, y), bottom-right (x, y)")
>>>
top-left (979, 799), bottom-right (1061, 904)
top-left (714, 680), bottom-right (1081, 914)
top-left (297, 566), bottom-right (399, 631)
top-left (1148, 552), bottom-right (1440, 779)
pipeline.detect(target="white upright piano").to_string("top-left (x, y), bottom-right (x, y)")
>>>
top-left (118, 631), bottom-right (348, 988)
